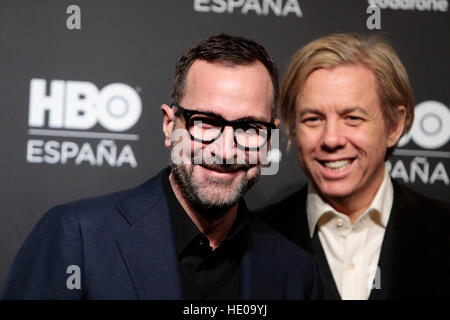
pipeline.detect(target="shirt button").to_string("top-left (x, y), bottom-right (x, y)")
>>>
top-left (336, 219), bottom-right (344, 228)
top-left (348, 262), bottom-right (356, 270)
top-left (198, 238), bottom-right (207, 247)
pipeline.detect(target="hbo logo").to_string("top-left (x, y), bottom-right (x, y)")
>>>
top-left (28, 79), bottom-right (142, 132)
top-left (398, 100), bottom-right (450, 149)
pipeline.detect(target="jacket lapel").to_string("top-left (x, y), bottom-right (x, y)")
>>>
top-left (368, 203), bottom-right (395, 300)
top-left (116, 171), bottom-right (183, 300)
top-left (240, 214), bottom-right (286, 300)
top-left (310, 230), bottom-right (341, 300)
top-left (240, 217), bottom-right (284, 300)
top-left (296, 187), bottom-right (341, 299)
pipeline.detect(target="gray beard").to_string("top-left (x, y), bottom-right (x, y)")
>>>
top-left (169, 152), bottom-right (260, 219)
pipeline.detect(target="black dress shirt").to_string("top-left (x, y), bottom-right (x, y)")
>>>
top-left (162, 167), bottom-right (250, 300)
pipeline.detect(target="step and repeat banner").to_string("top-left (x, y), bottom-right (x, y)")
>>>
top-left (0, 0), bottom-right (448, 290)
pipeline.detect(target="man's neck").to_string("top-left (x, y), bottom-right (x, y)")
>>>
top-left (168, 173), bottom-right (238, 250)
top-left (320, 167), bottom-right (386, 225)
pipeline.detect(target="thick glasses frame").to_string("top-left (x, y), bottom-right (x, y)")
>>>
top-left (172, 105), bottom-right (276, 151)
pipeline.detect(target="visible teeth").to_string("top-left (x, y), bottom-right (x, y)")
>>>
top-left (323, 159), bottom-right (352, 171)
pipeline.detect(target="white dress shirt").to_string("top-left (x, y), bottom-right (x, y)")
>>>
top-left (306, 168), bottom-right (393, 300)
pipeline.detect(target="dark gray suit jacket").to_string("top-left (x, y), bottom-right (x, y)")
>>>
top-left (2, 169), bottom-right (322, 300)
top-left (258, 180), bottom-right (450, 299)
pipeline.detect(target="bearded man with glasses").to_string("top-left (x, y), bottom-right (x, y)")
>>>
top-left (3, 34), bottom-right (322, 300)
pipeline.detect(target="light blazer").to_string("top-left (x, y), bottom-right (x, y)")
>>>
top-left (259, 180), bottom-right (450, 299)
top-left (2, 170), bottom-right (322, 300)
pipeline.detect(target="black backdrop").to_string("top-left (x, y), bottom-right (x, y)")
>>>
top-left (0, 0), bottom-right (449, 291)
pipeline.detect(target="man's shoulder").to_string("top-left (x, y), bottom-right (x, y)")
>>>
top-left (247, 211), bottom-right (313, 264)
top-left (392, 180), bottom-right (450, 222)
top-left (262, 185), bottom-right (308, 211)
top-left (255, 184), bottom-right (308, 230)
top-left (246, 211), bottom-right (322, 298)
top-left (41, 171), bottom-right (166, 229)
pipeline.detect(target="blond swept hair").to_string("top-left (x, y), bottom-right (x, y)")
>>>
top-left (280, 33), bottom-right (414, 154)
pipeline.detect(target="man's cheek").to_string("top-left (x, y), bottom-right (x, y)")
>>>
top-left (196, 143), bottom-right (217, 165)
top-left (170, 128), bottom-right (193, 164)
top-left (297, 153), bottom-right (310, 172)
top-left (171, 143), bottom-right (189, 165)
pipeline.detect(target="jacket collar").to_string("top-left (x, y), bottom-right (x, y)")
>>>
top-left (306, 168), bottom-right (393, 238)
top-left (240, 214), bottom-right (284, 300)
top-left (115, 169), bottom-right (283, 300)
top-left (115, 170), bottom-right (183, 299)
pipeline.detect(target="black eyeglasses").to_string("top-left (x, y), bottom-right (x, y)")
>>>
top-left (172, 105), bottom-right (276, 151)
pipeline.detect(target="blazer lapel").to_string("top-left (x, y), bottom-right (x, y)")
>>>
top-left (310, 230), bottom-right (341, 300)
top-left (116, 171), bottom-right (183, 300)
top-left (240, 220), bottom-right (284, 300)
top-left (296, 187), bottom-right (341, 300)
top-left (370, 180), bottom-right (428, 299)
top-left (368, 205), bottom-right (395, 300)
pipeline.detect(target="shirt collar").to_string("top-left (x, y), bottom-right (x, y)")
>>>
top-left (306, 167), bottom-right (393, 238)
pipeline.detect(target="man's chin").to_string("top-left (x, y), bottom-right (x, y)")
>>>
top-left (315, 183), bottom-right (356, 203)
top-left (171, 161), bottom-right (260, 216)
top-left (197, 197), bottom-right (237, 213)
top-left (188, 187), bottom-right (241, 218)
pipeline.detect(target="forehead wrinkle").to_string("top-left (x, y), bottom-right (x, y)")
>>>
top-left (297, 103), bottom-right (376, 118)
top-left (338, 105), bottom-right (369, 116)
top-left (296, 106), bottom-right (325, 117)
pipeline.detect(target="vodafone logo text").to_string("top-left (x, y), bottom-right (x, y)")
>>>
top-left (368, 0), bottom-right (448, 11)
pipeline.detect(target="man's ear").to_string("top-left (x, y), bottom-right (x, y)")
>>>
top-left (161, 104), bottom-right (175, 148)
top-left (267, 118), bottom-right (281, 149)
top-left (274, 118), bottom-right (280, 127)
top-left (387, 105), bottom-right (407, 148)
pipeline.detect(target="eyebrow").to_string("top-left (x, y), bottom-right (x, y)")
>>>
top-left (339, 106), bottom-right (369, 116)
top-left (196, 108), bottom-right (270, 123)
top-left (297, 107), bottom-right (324, 118)
top-left (235, 115), bottom-right (271, 122)
top-left (297, 106), bottom-right (369, 117)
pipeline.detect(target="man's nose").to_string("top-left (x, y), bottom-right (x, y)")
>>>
top-left (211, 126), bottom-right (237, 161)
top-left (320, 121), bottom-right (346, 151)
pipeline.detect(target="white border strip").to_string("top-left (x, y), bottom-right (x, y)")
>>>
top-left (393, 149), bottom-right (450, 158)
top-left (28, 129), bottom-right (139, 141)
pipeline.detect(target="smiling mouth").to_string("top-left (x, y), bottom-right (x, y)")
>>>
top-left (200, 163), bottom-right (248, 174)
top-left (319, 158), bottom-right (355, 172)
